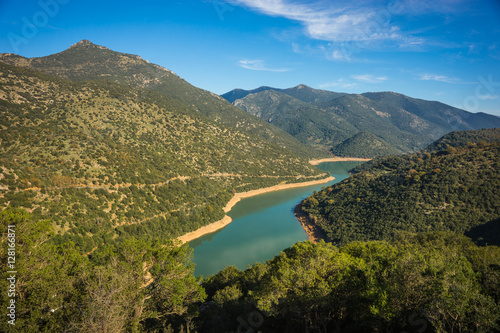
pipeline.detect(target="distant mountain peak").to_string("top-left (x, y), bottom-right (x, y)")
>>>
top-left (69, 39), bottom-right (109, 51)
top-left (295, 84), bottom-right (310, 89)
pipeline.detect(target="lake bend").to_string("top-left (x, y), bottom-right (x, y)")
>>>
top-left (190, 161), bottom-right (364, 277)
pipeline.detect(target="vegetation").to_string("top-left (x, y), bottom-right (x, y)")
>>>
top-left (330, 131), bottom-right (402, 158)
top-left (224, 86), bottom-right (500, 156)
top-left (0, 40), bottom-right (320, 160)
top-left (200, 233), bottom-right (500, 332)
top-left (3, 210), bottom-right (499, 332)
top-left (426, 128), bottom-right (500, 152)
top-left (222, 84), bottom-right (345, 104)
top-left (301, 142), bottom-right (500, 246)
top-left (0, 59), bottom-right (325, 252)
top-left (0, 208), bottom-right (206, 333)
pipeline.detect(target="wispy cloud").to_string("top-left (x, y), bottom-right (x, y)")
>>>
top-left (230, 0), bottom-right (407, 44)
top-left (238, 59), bottom-right (290, 72)
top-left (478, 94), bottom-right (499, 100)
top-left (319, 78), bottom-right (357, 89)
top-left (351, 74), bottom-right (388, 83)
top-left (393, 0), bottom-right (472, 15)
top-left (419, 73), bottom-right (460, 84)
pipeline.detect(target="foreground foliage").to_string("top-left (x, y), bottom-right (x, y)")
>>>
top-left (0, 209), bottom-right (206, 333)
top-left (3, 209), bottom-right (499, 332)
top-left (201, 234), bottom-right (500, 332)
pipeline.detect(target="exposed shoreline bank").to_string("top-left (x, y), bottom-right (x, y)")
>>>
top-left (177, 176), bottom-right (335, 244)
top-left (294, 202), bottom-right (329, 243)
top-left (309, 157), bottom-right (372, 165)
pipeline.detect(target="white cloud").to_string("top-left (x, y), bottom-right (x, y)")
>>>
top-left (392, 0), bottom-right (471, 15)
top-left (230, 0), bottom-right (408, 44)
top-left (351, 74), bottom-right (388, 83)
top-left (331, 49), bottom-right (351, 61)
top-left (478, 94), bottom-right (499, 100)
top-left (238, 59), bottom-right (290, 72)
top-left (319, 78), bottom-right (357, 89)
top-left (419, 73), bottom-right (460, 84)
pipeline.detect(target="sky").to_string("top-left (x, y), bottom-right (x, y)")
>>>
top-left (1, 0), bottom-right (500, 116)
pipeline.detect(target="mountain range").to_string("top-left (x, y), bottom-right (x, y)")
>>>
top-left (222, 85), bottom-right (500, 157)
top-left (0, 40), bottom-right (325, 251)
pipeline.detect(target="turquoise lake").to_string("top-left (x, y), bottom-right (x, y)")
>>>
top-left (190, 161), bottom-right (363, 277)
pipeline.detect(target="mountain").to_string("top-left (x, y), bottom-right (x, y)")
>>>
top-left (0, 44), bottom-right (326, 252)
top-left (223, 86), bottom-right (500, 157)
top-left (362, 91), bottom-right (500, 130)
top-left (233, 89), bottom-right (355, 151)
top-left (222, 84), bottom-right (345, 104)
top-left (300, 139), bottom-right (500, 246)
top-left (0, 40), bottom-right (320, 159)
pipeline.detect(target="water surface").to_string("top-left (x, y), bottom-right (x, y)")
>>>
top-left (191, 161), bottom-right (362, 277)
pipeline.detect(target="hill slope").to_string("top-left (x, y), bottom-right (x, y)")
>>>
top-left (224, 86), bottom-right (500, 157)
top-left (426, 128), bottom-right (500, 152)
top-left (300, 142), bottom-right (500, 245)
top-left (331, 131), bottom-right (403, 157)
top-left (0, 60), bottom-right (325, 252)
top-left (233, 90), bottom-right (355, 151)
top-left (0, 40), bottom-right (319, 159)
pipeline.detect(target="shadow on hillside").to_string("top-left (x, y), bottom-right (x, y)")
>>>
top-left (466, 218), bottom-right (500, 246)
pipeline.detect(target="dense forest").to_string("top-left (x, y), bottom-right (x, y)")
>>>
top-left (2, 209), bottom-right (499, 332)
top-left (300, 142), bottom-right (500, 246)
top-left (426, 128), bottom-right (500, 153)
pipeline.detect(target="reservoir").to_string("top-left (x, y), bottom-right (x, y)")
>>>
top-left (190, 161), bottom-right (363, 277)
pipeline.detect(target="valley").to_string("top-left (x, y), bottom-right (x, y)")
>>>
top-left (0, 40), bottom-right (499, 333)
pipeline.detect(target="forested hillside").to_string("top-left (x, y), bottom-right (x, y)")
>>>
top-left (300, 142), bottom-right (499, 245)
top-left (0, 60), bottom-right (324, 252)
top-left (222, 84), bottom-right (345, 104)
top-left (224, 85), bottom-right (500, 157)
top-left (332, 131), bottom-right (403, 157)
top-left (426, 128), bottom-right (500, 152)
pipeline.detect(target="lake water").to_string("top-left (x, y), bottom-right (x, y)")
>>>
top-left (190, 161), bottom-right (363, 277)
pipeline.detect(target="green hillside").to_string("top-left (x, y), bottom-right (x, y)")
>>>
top-left (362, 91), bottom-right (500, 130)
top-left (233, 90), bottom-right (354, 151)
top-left (224, 86), bottom-right (500, 157)
top-left (331, 131), bottom-right (403, 157)
top-left (0, 61), bottom-right (324, 252)
top-left (0, 40), bottom-right (319, 159)
top-left (426, 128), bottom-right (500, 152)
top-left (300, 142), bottom-right (500, 245)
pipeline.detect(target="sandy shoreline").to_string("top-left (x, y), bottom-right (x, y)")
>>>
top-left (309, 157), bottom-right (372, 165)
top-left (177, 176), bottom-right (335, 244)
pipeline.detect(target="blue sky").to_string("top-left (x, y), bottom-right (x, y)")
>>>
top-left (1, 0), bottom-right (500, 116)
